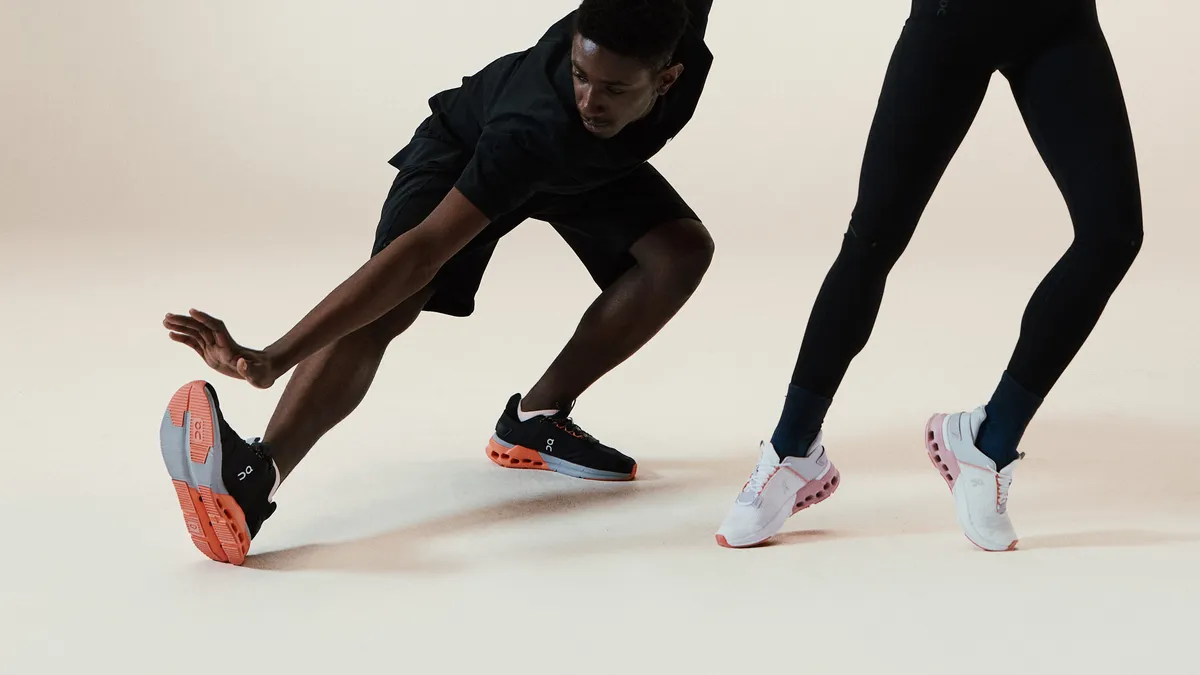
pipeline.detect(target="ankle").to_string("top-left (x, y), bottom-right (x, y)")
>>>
top-left (770, 384), bottom-right (832, 459)
top-left (975, 371), bottom-right (1043, 469)
top-left (519, 389), bottom-right (568, 414)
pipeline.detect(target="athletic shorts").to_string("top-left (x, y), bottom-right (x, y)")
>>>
top-left (371, 126), bottom-right (699, 318)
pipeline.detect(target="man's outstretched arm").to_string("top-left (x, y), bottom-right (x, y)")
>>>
top-left (164, 187), bottom-right (491, 388)
top-left (265, 187), bottom-right (490, 372)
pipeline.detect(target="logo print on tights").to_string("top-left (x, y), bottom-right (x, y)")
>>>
top-left (938, 0), bottom-right (949, 15)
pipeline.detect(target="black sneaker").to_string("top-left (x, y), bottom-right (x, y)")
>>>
top-left (485, 393), bottom-right (637, 481)
top-left (158, 380), bottom-right (279, 565)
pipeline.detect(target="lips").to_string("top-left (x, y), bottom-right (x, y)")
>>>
top-left (582, 117), bottom-right (611, 130)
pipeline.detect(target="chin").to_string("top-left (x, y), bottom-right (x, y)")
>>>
top-left (588, 125), bottom-right (621, 139)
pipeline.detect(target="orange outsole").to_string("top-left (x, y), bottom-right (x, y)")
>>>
top-left (486, 437), bottom-right (551, 471)
top-left (484, 437), bottom-right (637, 480)
top-left (166, 381), bottom-right (252, 566)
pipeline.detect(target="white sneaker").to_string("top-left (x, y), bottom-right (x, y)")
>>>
top-left (715, 433), bottom-right (841, 548)
top-left (925, 407), bottom-right (1020, 552)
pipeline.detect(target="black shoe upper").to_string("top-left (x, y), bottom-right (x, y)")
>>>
top-left (494, 393), bottom-right (635, 475)
top-left (205, 384), bottom-right (278, 538)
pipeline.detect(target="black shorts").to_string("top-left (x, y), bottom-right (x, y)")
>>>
top-left (371, 131), bottom-right (699, 317)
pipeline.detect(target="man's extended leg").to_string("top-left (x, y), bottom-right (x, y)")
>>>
top-left (157, 136), bottom-right (511, 564)
top-left (157, 289), bottom-right (430, 565)
top-left (262, 286), bottom-right (434, 481)
top-left (715, 13), bottom-right (994, 548)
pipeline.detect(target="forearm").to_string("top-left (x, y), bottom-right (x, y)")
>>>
top-left (264, 234), bottom-right (438, 373)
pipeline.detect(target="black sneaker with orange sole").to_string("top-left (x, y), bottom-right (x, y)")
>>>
top-left (485, 393), bottom-right (636, 481)
top-left (158, 380), bottom-right (278, 565)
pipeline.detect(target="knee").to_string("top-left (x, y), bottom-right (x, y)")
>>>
top-left (1076, 217), bottom-right (1143, 271)
top-left (361, 283), bottom-right (434, 346)
top-left (839, 216), bottom-right (913, 273)
top-left (635, 218), bottom-right (715, 290)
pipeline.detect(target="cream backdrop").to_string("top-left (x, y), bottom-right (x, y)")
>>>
top-left (2, 1), bottom-right (1197, 673)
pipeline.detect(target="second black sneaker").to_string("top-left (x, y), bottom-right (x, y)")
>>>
top-left (486, 393), bottom-right (637, 481)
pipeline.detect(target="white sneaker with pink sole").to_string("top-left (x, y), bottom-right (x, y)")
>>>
top-left (925, 406), bottom-right (1021, 552)
top-left (715, 433), bottom-right (842, 548)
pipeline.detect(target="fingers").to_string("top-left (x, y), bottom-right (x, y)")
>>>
top-left (188, 309), bottom-right (225, 333)
top-left (164, 314), bottom-right (209, 339)
top-left (188, 309), bottom-right (234, 348)
top-left (168, 330), bottom-right (205, 356)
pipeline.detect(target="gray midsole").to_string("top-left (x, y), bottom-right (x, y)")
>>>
top-left (159, 387), bottom-right (226, 495)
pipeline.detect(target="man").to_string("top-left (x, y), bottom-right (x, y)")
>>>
top-left (716, 0), bottom-right (1142, 551)
top-left (159, 0), bottom-right (716, 565)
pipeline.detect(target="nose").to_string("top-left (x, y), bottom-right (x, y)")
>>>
top-left (577, 86), bottom-right (605, 117)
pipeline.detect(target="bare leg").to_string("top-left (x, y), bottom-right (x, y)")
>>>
top-left (521, 218), bottom-right (714, 410)
top-left (263, 285), bottom-right (435, 480)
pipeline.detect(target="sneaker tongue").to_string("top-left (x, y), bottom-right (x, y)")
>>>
top-left (759, 440), bottom-right (783, 464)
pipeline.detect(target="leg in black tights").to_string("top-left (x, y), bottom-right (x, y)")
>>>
top-left (977, 6), bottom-right (1143, 467)
top-left (772, 16), bottom-right (994, 457)
top-left (772, 2), bottom-right (1142, 465)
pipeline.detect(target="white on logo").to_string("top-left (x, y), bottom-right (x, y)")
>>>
top-left (545, 438), bottom-right (555, 453)
top-left (238, 465), bottom-right (253, 481)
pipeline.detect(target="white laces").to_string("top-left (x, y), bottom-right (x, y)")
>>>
top-left (739, 444), bottom-right (782, 502)
top-left (996, 473), bottom-right (1012, 514)
top-left (995, 453), bottom-right (1023, 514)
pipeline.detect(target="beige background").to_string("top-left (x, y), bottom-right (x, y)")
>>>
top-left (2, 0), bottom-right (1197, 673)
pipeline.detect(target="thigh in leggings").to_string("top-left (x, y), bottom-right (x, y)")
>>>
top-left (790, 13), bottom-right (995, 397)
top-left (997, 3), bottom-right (1143, 396)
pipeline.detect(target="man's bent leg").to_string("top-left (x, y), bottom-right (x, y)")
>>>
top-left (522, 218), bottom-right (714, 410)
top-left (484, 217), bottom-right (713, 481)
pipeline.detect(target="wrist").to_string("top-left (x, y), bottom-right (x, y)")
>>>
top-left (262, 341), bottom-right (296, 377)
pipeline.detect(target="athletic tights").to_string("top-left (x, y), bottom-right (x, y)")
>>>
top-left (791, 0), bottom-right (1143, 400)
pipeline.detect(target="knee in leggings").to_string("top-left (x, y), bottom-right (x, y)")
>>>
top-left (839, 219), bottom-right (913, 273)
top-left (1076, 216), bottom-right (1143, 272)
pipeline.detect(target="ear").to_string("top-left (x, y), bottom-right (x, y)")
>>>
top-left (656, 63), bottom-right (685, 95)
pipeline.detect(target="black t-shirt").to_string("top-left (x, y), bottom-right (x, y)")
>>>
top-left (391, 5), bottom-right (714, 220)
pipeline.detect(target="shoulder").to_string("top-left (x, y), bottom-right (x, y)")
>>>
top-left (535, 11), bottom-right (578, 46)
top-left (477, 111), bottom-right (575, 165)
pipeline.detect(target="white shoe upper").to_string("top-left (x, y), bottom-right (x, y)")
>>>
top-left (716, 433), bottom-right (835, 548)
top-left (940, 407), bottom-right (1020, 551)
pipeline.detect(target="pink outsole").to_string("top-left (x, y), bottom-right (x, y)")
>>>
top-left (924, 414), bottom-right (1019, 553)
top-left (714, 464), bottom-right (842, 549)
top-left (924, 414), bottom-right (962, 492)
top-left (790, 464), bottom-right (842, 516)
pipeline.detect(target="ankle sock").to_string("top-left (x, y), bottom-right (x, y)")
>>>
top-left (975, 371), bottom-right (1043, 471)
top-left (518, 398), bottom-right (557, 422)
top-left (770, 384), bottom-right (832, 459)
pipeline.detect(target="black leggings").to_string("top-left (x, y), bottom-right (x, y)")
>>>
top-left (791, 0), bottom-right (1143, 400)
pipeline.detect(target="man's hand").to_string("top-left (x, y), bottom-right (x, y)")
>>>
top-left (163, 309), bottom-right (279, 389)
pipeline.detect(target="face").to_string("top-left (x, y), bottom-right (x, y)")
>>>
top-left (570, 33), bottom-right (684, 139)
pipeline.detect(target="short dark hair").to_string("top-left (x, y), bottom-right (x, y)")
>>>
top-left (574, 0), bottom-right (690, 70)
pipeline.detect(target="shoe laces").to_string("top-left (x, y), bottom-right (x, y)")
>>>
top-left (743, 457), bottom-right (780, 496)
top-left (549, 414), bottom-right (597, 442)
top-left (244, 436), bottom-right (273, 462)
top-left (994, 453), bottom-right (1022, 514)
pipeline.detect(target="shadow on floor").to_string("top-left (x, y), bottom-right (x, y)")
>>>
top-left (241, 416), bottom-right (1200, 573)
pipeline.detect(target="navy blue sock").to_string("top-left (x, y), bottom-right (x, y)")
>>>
top-left (975, 371), bottom-right (1043, 471)
top-left (770, 384), bottom-right (832, 459)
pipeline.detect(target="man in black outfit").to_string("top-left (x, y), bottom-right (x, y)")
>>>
top-left (717, 0), bottom-right (1143, 552)
top-left (158, 0), bottom-right (716, 565)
